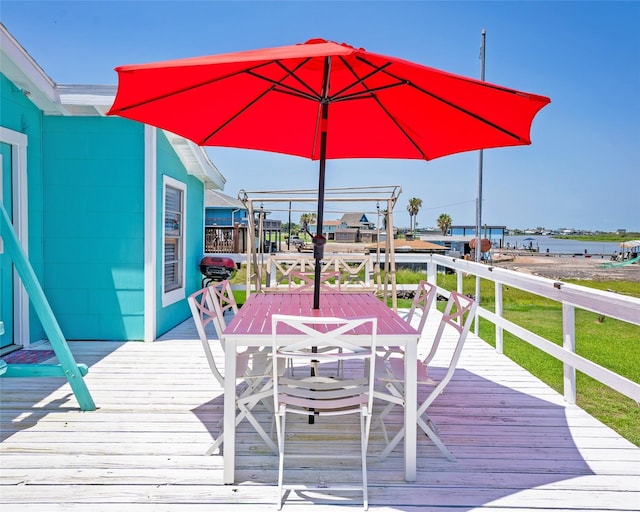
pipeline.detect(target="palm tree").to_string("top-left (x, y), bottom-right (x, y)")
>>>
top-left (299, 212), bottom-right (316, 238)
top-left (299, 213), bottom-right (310, 234)
top-left (437, 213), bottom-right (452, 236)
top-left (407, 198), bottom-right (422, 233)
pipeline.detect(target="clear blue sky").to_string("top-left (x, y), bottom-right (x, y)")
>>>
top-left (2, 1), bottom-right (638, 232)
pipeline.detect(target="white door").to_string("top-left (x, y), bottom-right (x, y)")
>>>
top-left (0, 144), bottom-right (14, 350)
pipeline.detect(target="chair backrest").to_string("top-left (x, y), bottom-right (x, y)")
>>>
top-left (207, 280), bottom-right (239, 335)
top-left (406, 280), bottom-right (437, 333)
top-left (187, 287), bottom-right (225, 387)
top-left (286, 270), bottom-right (341, 292)
top-left (422, 290), bottom-right (477, 383)
top-left (271, 314), bottom-right (377, 414)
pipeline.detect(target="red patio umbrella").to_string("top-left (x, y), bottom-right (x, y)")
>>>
top-left (107, 38), bottom-right (550, 308)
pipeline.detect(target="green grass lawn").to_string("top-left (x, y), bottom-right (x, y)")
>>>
top-left (232, 265), bottom-right (640, 445)
top-left (402, 273), bottom-right (640, 446)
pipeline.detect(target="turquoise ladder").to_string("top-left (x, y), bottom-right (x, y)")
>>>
top-left (0, 200), bottom-right (95, 410)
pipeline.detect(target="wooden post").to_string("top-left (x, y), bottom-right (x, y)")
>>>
top-left (233, 222), bottom-right (239, 254)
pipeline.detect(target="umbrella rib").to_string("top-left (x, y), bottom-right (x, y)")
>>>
top-left (332, 81), bottom-right (406, 102)
top-left (114, 61), bottom-right (278, 112)
top-left (273, 60), bottom-right (323, 100)
top-left (361, 57), bottom-right (525, 141)
top-left (202, 59), bottom-right (320, 143)
top-left (328, 60), bottom-right (394, 100)
top-left (244, 59), bottom-right (322, 102)
top-left (202, 87), bottom-right (273, 144)
top-left (401, 78), bottom-right (525, 141)
top-left (368, 95), bottom-right (428, 159)
top-left (339, 56), bottom-right (428, 159)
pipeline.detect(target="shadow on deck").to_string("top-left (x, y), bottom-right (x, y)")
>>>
top-left (1, 311), bottom-right (638, 511)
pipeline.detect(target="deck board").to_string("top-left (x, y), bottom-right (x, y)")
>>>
top-left (1, 309), bottom-right (638, 511)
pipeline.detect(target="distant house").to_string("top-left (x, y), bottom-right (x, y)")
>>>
top-left (205, 190), bottom-right (248, 227)
top-left (335, 213), bottom-right (375, 243)
top-left (322, 220), bottom-right (341, 240)
top-left (204, 190), bottom-right (248, 253)
top-left (0, 24), bottom-right (225, 345)
top-left (449, 225), bottom-right (507, 248)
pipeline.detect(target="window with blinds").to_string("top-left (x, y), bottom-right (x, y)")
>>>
top-left (164, 183), bottom-right (183, 293)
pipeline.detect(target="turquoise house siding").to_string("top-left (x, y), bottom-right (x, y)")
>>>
top-left (40, 120), bottom-right (208, 341)
top-left (1, 24), bottom-right (225, 345)
top-left (205, 207), bottom-right (249, 226)
top-left (42, 116), bottom-right (146, 340)
top-left (0, 74), bottom-right (47, 344)
top-left (154, 131), bottom-right (205, 338)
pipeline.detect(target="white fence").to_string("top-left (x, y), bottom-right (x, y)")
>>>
top-left (424, 254), bottom-right (640, 405)
top-left (263, 254), bottom-right (379, 292)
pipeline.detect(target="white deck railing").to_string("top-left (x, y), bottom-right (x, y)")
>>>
top-left (424, 254), bottom-right (640, 405)
top-left (264, 254), bottom-right (379, 292)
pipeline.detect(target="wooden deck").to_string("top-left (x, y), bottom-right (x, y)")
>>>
top-left (1, 310), bottom-right (638, 511)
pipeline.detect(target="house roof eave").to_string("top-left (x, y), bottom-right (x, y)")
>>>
top-left (162, 132), bottom-right (226, 190)
top-left (0, 23), bottom-right (66, 115)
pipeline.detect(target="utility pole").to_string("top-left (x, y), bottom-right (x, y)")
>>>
top-left (475, 29), bottom-right (486, 333)
top-left (476, 29), bottom-right (486, 264)
top-left (287, 201), bottom-right (291, 250)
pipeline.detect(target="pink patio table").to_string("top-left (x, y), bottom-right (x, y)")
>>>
top-left (222, 292), bottom-right (420, 484)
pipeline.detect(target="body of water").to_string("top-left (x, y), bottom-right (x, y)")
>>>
top-left (502, 235), bottom-right (624, 256)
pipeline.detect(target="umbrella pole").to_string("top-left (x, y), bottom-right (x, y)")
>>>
top-left (313, 56), bottom-right (331, 310)
top-left (309, 57), bottom-right (331, 425)
top-left (313, 151), bottom-right (327, 310)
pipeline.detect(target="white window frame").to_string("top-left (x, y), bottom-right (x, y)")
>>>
top-left (0, 126), bottom-right (29, 346)
top-left (162, 175), bottom-right (186, 306)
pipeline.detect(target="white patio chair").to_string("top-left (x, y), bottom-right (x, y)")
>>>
top-left (207, 279), bottom-right (239, 330)
top-left (375, 291), bottom-right (477, 461)
top-left (187, 285), bottom-right (277, 455)
top-left (284, 271), bottom-right (345, 378)
top-left (208, 279), bottom-right (274, 380)
top-left (271, 314), bottom-right (377, 511)
top-left (379, 280), bottom-right (437, 361)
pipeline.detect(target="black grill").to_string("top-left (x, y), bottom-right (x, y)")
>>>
top-left (199, 256), bottom-right (237, 285)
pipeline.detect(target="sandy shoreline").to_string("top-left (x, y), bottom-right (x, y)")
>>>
top-left (491, 253), bottom-right (639, 282)
top-left (300, 243), bottom-right (640, 283)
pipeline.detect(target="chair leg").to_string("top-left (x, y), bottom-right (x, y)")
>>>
top-left (204, 400), bottom-right (253, 455)
top-left (378, 414), bottom-right (454, 462)
top-left (361, 407), bottom-right (370, 511)
top-left (417, 415), bottom-right (455, 461)
top-left (374, 382), bottom-right (403, 427)
top-left (237, 387), bottom-right (278, 454)
top-left (378, 424), bottom-right (405, 461)
top-left (206, 384), bottom-right (277, 456)
top-left (276, 405), bottom-right (286, 510)
top-left (373, 383), bottom-right (404, 452)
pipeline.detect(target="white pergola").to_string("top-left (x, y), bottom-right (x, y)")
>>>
top-left (238, 185), bottom-right (402, 309)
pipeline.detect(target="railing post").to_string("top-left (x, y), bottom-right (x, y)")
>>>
top-left (426, 255), bottom-right (437, 313)
top-left (562, 302), bottom-right (577, 404)
top-left (426, 254), bottom-right (437, 286)
top-left (267, 258), bottom-right (276, 288)
top-left (495, 281), bottom-right (504, 354)
top-left (364, 256), bottom-right (371, 288)
top-left (474, 275), bottom-right (481, 335)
